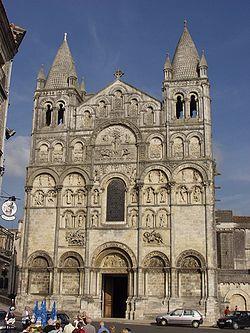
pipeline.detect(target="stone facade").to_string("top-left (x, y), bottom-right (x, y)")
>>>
top-left (216, 210), bottom-right (250, 313)
top-left (17, 25), bottom-right (219, 322)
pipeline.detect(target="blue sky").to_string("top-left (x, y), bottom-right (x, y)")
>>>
top-left (1, 0), bottom-right (250, 226)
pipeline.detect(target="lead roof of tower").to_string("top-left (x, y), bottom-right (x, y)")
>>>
top-left (45, 35), bottom-right (78, 89)
top-left (172, 22), bottom-right (200, 80)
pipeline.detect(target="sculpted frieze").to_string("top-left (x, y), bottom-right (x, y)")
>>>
top-left (94, 164), bottom-right (136, 181)
top-left (143, 230), bottom-right (163, 245)
top-left (65, 229), bottom-right (85, 246)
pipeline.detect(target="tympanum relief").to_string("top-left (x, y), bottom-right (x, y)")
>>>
top-left (32, 174), bottom-right (56, 207)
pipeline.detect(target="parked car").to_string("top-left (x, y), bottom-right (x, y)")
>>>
top-left (156, 308), bottom-right (203, 328)
top-left (46, 312), bottom-right (70, 328)
top-left (217, 311), bottom-right (250, 329)
top-left (0, 310), bottom-right (7, 330)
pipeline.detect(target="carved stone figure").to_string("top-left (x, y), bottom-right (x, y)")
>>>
top-left (173, 137), bottom-right (184, 158)
top-left (143, 230), bottom-right (163, 244)
top-left (47, 190), bottom-right (56, 205)
top-left (97, 100), bottom-right (107, 117)
top-left (192, 186), bottom-right (202, 204)
top-left (149, 138), bottom-right (163, 160)
top-left (76, 190), bottom-right (85, 205)
top-left (113, 90), bottom-right (123, 109)
top-left (65, 212), bottom-right (74, 228)
top-left (129, 98), bottom-right (138, 116)
top-left (102, 254), bottom-right (127, 268)
top-left (83, 111), bottom-right (92, 127)
top-left (34, 190), bottom-right (44, 206)
top-left (53, 143), bottom-right (63, 162)
top-left (145, 212), bottom-right (154, 228)
top-left (131, 190), bottom-right (137, 203)
top-left (38, 144), bottom-right (49, 163)
top-left (189, 137), bottom-right (200, 157)
top-left (145, 187), bottom-right (154, 203)
top-left (77, 214), bottom-right (85, 227)
top-left (65, 229), bottom-right (85, 246)
top-left (130, 211), bottom-right (137, 227)
top-left (93, 189), bottom-right (99, 204)
top-left (159, 188), bottom-right (167, 203)
top-left (91, 211), bottom-right (99, 227)
top-left (73, 142), bottom-right (84, 162)
top-left (65, 189), bottom-right (73, 205)
top-left (158, 212), bottom-right (167, 228)
top-left (179, 186), bottom-right (188, 204)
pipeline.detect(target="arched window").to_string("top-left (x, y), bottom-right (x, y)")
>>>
top-left (106, 178), bottom-right (126, 221)
top-left (190, 94), bottom-right (198, 118)
top-left (45, 104), bottom-right (52, 126)
top-left (58, 103), bottom-right (65, 125)
top-left (176, 95), bottom-right (184, 119)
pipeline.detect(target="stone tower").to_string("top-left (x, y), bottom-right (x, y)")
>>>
top-left (17, 25), bottom-right (218, 323)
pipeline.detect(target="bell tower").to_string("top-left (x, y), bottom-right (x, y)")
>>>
top-left (163, 21), bottom-right (218, 323)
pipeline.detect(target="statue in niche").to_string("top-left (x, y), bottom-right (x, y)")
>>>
top-left (192, 186), bottom-right (202, 203)
top-left (173, 138), bottom-right (184, 158)
top-left (65, 212), bottom-right (74, 228)
top-left (149, 138), bottom-right (163, 160)
top-left (130, 211), bottom-right (137, 227)
top-left (83, 111), bottom-right (92, 127)
top-left (159, 188), bottom-right (167, 203)
top-left (189, 137), bottom-right (200, 157)
top-left (94, 170), bottom-right (99, 183)
top-left (76, 174), bottom-right (83, 186)
top-left (111, 130), bottom-right (122, 155)
top-left (129, 99), bottom-right (138, 116)
top-left (113, 90), bottom-right (123, 109)
top-left (158, 212), bottom-right (167, 228)
top-left (76, 190), bottom-right (84, 205)
top-left (91, 211), bottom-right (99, 227)
top-left (38, 145), bottom-right (49, 163)
top-left (93, 189), bottom-right (99, 204)
top-left (97, 100), bottom-right (107, 117)
top-left (34, 190), bottom-right (44, 206)
top-left (77, 214), bottom-right (85, 227)
top-left (193, 170), bottom-right (200, 182)
top-left (53, 143), bottom-right (63, 162)
top-left (131, 190), bottom-right (137, 203)
top-left (73, 142), bottom-right (84, 162)
top-left (179, 186), bottom-right (188, 204)
top-left (148, 171), bottom-right (153, 183)
top-left (47, 190), bottom-right (56, 205)
top-left (144, 106), bottom-right (154, 125)
top-left (65, 189), bottom-right (73, 205)
top-left (145, 212), bottom-right (154, 228)
top-left (102, 254), bottom-right (126, 268)
top-left (146, 187), bottom-right (154, 203)
top-left (158, 170), bottom-right (165, 183)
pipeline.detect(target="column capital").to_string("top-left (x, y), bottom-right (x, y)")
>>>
top-left (25, 186), bottom-right (33, 193)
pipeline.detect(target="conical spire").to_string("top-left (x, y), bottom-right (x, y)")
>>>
top-left (45, 33), bottom-right (78, 89)
top-left (37, 64), bottom-right (46, 81)
top-left (164, 53), bottom-right (172, 70)
top-left (172, 21), bottom-right (200, 80)
top-left (80, 77), bottom-right (86, 94)
top-left (199, 50), bottom-right (208, 67)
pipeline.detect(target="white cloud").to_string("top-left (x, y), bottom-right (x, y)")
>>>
top-left (4, 135), bottom-right (30, 178)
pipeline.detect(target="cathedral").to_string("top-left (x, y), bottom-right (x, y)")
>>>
top-left (16, 23), bottom-right (250, 323)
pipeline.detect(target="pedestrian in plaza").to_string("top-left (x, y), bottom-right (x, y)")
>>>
top-left (109, 325), bottom-right (116, 333)
top-left (72, 322), bottom-right (85, 333)
top-left (22, 306), bottom-right (31, 329)
top-left (5, 306), bottom-right (16, 331)
top-left (50, 322), bottom-right (63, 333)
top-left (97, 321), bottom-right (110, 333)
top-left (81, 312), bottom-right (87, 326)
top-left (224, 306), bottom-right (230, 316)
top-left (63, 321), bottom-right (75, 333)
top-left (235, 305), bottom-right (238, 311)
top-left (43, 319), bottom-right (55, 333)
top-left (21, 321), bottom-right (31, 333)
top-left (74, 313), bottom-right (83, 328)
top-left (84, 318), bottom-right (96, 333)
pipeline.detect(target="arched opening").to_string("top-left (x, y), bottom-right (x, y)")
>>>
top-left (45, 104), bottom-right (52, 126)
top-left (190, 94), bottom-right (198, 118)
top-left (229, 294), bottom-right (247, 311)
top-left (57, 103), bottom-right (65, 125)
top-left (60, 256), bottom-right (81, 295)
top-left (28, 255), bottom-right (51, 295)
top-left (106, 178), bottom-right (126, 221)
top-left (176, 95), bottom-right (184, 119)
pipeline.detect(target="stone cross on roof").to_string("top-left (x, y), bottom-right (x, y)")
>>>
top-left (114, 69), bottom-right (124, 79)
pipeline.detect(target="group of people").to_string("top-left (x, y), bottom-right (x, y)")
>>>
top-left (21, 309), bottom-right (132, 333)
top-left (224, 305), bottom-right (239, 316)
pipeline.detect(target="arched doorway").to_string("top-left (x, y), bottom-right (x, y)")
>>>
top-left (92, 243), bottom-right (136, 318)
top-left (230, 294), bottom-right (247, 311)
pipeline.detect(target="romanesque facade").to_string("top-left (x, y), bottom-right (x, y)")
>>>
top-left (17, 24), bottom-right (219, 322)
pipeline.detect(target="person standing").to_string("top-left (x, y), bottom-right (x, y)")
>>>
top-left (84, 318), bottom-right (96, 333)
top-left (224, 306), bottom-right (230, 316)
top-left (97, 321), bottom-right (110, 333)
top-left (64, 321), bottom-right (75, 333)
top-left (21, 306), bottom-right (31, 329)
top-left (235, 305), bottom-right (238, 311)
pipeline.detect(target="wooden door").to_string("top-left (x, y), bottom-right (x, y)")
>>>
top-left (104, 276), bottom-right (113, 317)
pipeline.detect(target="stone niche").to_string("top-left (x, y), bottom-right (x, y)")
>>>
top-left (29, 271), bottom-right (50, 295)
